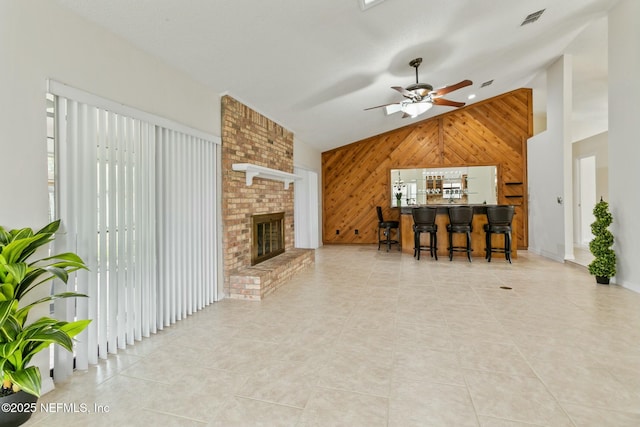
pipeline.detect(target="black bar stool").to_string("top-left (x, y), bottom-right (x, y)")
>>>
top-left (376, 206), bottom-right (400, 252)
top-left (412, 207), bottom-right (438, 260)
top-left (484, 205), bottom-right (515, 263)
top-left (447, 206), bottom-right (474, 262)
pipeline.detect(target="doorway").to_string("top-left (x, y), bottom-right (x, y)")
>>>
top-left (294, 166), bottom-right (320, 249)
top-left (578, 155), bottom-right (596, 246)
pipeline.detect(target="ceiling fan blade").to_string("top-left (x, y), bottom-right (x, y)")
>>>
top-left (364, 102), bottom-right (401, 111)
top-left (391, 86), bottom-right (415, 98)
top-left (432, 98), bottom-right (466, 108)
top-left (432, 80), bottom-right (473, 97)
top-left (385, 104), bottom-right (403, 115)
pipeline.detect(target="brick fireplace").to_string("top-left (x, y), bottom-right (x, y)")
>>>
top-left (221, 96), bottom-right (313, 300)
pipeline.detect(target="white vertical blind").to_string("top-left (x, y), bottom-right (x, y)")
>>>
top-left (83, 104), bottom-right (98, 368)
top-left (97, 109), bottom-right (109, 361)
top-left (155, 129), bottom-right (218, 326)
top-left (51, 87), bottom-right (219, 382)
top-left (53, 98), bottom-right (75, 381)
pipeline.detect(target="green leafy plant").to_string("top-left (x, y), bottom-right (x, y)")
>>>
top-left (0, 220), bottom-right (91, 397)
top-left (588, 199), bottom-right (616, 279)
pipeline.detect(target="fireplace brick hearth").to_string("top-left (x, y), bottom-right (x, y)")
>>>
top-left (221, 96), bottom-right (314, 299)
top-left (229, 248), bottom-right (314, 300)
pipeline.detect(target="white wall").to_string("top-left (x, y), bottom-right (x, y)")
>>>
top-left (527, 55), bottom-right (572, 262)
top-left (0, 0), bottom-right (219, 229)
top-left (294, 138), bottom-right (321, 173)
top-left (609, 0), bottom-right (640, 292)
top-left (527, 132), bottom-right (565, 262)
top-left (294, 138), bottom-right (323, 247)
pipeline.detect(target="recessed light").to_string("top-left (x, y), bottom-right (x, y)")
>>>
top-left (468, 94), bottom-right (476, 100)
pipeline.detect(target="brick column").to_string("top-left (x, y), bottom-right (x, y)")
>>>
top-left (221, 96), bottom-right (295, 297)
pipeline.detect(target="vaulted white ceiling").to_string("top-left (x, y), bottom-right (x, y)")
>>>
top-left (54, 0), bottom-right (616, 151)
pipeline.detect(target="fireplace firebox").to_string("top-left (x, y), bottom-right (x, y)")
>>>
top-left (251, 212), bottom-right (285, 265)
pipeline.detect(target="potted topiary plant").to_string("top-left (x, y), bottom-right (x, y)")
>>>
top-left (588, 198), bottom-right (616, 284)
top-left (0, 220), bottom-right (91, 426)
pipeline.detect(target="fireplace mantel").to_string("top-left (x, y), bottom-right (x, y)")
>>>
top-left (232, 163), bottom-right (301, 189)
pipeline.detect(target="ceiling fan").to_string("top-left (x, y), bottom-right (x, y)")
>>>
top-left (365, 57), bottom-right (472, 118)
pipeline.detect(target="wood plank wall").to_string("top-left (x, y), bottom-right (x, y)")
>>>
top-left (322, 88), bottom-right (532, 248)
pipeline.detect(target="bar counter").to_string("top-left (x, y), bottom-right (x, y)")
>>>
top-left (399, 205), bottom-right (517, 260)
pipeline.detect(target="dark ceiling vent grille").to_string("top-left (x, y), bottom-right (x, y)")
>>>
top-left (481, 80), bottom-right (494, 88)
top-left (521, 9), bottom-right (545, 26)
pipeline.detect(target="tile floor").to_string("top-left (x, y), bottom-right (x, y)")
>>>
top-left (26, 245), bottom-right (640, 426)
top-left (571, 245), bottom-right (594, 268)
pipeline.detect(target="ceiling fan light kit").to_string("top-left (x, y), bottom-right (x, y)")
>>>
top-left (365, 57), bottom-right (472, 118)
top-left (405, 83), bottom-right (434, 98)
top-left (401, 101), bottom-right (432, 118)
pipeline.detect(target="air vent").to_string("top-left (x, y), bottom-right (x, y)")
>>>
top-left (480, 80), bottom-right (494, 88)
top-left (521, 9), bottom-right (545, 26)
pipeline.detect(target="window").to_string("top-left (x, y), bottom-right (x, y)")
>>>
top-left (47, 81), bottom-right (221, 380)
top-left (46, 94), bottom-right (56, 221)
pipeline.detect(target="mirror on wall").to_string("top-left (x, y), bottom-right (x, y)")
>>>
top-left (390, 166), bottom-right (498, 207)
